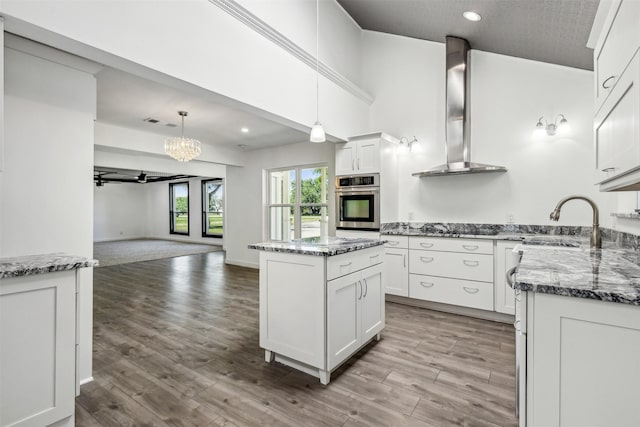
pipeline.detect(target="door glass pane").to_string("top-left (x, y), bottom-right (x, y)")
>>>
top-left (171, 182), bottom-right (189, 234)
top-left (341, 195), bottom-right (372, 221)
top-left (203, 180), bottom-right (223, 236)
top-left (301, 206), bottom-right (327, 239)
top-left (269, 206), bottom-right (295, 241)
top-left (269, 170), bottom-right (296, 204)
top-left (300, 167), bottom-right (328, 204)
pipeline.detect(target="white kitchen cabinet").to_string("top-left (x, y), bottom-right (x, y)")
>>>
top-left (258, 246), bottom-right (384, 385)
top-left (595, 50), bottom-right (640, 187)
top-left (494, 241), bottom-right (518, 315)
top-left (328, 264), bottom-right (383, 370)
top-left (407, 236), bottom-right (495, 311)
top-left (525, 292), bottom-right (640, 427)
top-left (593, 0), bottom-right (640, 111)
top-left (335, 138), bottom-right (380, 175)
top-left (383, 236), bottom-right (408, 297)
top-left (0, 271), bottom-right (77, 427)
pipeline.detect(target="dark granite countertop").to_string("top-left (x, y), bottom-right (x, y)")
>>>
top-left (249, 237), bottom-right (384, 256)
top-left (514, 240), bottom-right (640, 306)
top-left (0, 253), bottom-right (98, 279)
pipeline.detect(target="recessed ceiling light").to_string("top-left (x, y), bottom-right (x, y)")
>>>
top-left (463, 11), bottom-right (482, 22)
top-left (241, 127), bottom-right (250, 133)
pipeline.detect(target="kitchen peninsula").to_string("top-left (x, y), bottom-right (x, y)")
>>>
top-left (249, 237), bottom-right (385, 385)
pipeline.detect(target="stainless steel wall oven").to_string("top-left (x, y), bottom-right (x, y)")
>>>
top-left (335, 174), bottom-right (380, 231)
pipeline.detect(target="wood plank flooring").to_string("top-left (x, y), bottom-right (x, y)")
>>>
top-left (76, 252), bottom-right (517, 426)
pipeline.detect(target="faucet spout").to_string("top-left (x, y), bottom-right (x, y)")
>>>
top-left (549, 195), bottom-right (601, 249)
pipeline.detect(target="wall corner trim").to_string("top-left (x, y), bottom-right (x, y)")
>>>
top-left (209, 0), bottom-right (374, 105)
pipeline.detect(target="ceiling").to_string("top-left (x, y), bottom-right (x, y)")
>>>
top-left (338, 0), bottom-right (600, 70)
top-left (96, 67), bottom-right (310, 151)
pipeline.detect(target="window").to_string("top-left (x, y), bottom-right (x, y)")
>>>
top-left (169, 182), bottom-right (189, 235)
top-left (202, 179), bottom-right (224, 237)
top-left (267, 165), bottom-right (329, 241)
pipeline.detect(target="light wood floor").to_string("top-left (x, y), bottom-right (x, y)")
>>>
top-left (76, 252), bottom-right (518, 426)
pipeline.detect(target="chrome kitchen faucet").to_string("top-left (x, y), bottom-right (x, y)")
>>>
top-left (549, 195), bottom-right (601, 249)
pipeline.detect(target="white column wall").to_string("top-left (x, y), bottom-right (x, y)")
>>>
top-left (1, 47), bottom-right (96, 383)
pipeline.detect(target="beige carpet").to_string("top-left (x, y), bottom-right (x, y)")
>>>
top-left (94, 239), bottom-right (223, 267)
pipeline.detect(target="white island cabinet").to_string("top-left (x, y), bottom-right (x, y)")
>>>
top-left (0, 254), bottom-right (96, 427)
top-left (250, 238), bottom-right (385, 385)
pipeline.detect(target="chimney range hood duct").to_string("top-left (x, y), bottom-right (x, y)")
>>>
top-left (413, 37), bottom-right (506, 177)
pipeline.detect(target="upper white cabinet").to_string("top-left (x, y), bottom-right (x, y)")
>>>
top-left (592, 0), bottom-right (640, 191)
top-left (336, 138), bottom-right (380, 175)
top-left (594, 0), bottom-right (640, 111)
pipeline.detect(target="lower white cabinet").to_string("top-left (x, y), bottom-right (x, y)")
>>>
top-left (259, 246), bottom-right (384, 385)
top-left (408, 274), bottom-right (494, 311)
top-left (328, 264), bottom-right (384, 370)
top-left (525, 292), bottom-right (640, 427)
top-left (0, 271), bottom-right (77, 427)
top-left (383, 248), bottom-right (408, 296)
top-left (495, 241), bottom-right (518, 315)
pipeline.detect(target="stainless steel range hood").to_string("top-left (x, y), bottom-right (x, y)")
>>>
top-left (413, 37), bottom-right (506, 177)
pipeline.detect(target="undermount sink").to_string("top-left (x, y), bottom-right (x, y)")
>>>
top-left (522, 236), bottom-right (582, 248)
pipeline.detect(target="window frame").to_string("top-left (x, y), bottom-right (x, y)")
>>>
top-left (266, 163), bottom-right (329, 241)
top-left (201, 178), bottom-right (224, 238)
top-left (169, 181), bottom-right (190, 236)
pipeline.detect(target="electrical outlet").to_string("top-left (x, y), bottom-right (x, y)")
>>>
top-left (408, 211), bottom-right (415, 221)
top-left (507, 212), bottom-right (515, 224)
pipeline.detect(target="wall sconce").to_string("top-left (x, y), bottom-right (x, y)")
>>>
top-left (398, 136), bottom-right (418, 152)
top-left (534, 114), bottom-right (570, 137)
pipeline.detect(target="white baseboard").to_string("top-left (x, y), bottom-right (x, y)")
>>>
top-left (79, 376), bottom-right (94, 386)
top-left (225, 258), bottom-right (259, 270)
top-left (386, 295), bottom-right (514, 324)
top-left (93, 236), bottom-right (146, 243)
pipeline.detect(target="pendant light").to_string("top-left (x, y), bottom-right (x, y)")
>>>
top-left (310, 0), bottom-right (326, 143)
top-left (164, 111), bottom-right (202, 162)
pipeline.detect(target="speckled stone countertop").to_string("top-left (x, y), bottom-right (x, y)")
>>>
top-left (380, 222), bottom-right (595, 241)
top-left (0, 253), bottom-right (98, 279)
top-left (249, 237), bottom-right (384, 256)
top-left (514, 239), bottom-right (640, 306)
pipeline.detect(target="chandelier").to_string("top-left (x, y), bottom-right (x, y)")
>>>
top-left (164, 111), bottom-right (201, 162)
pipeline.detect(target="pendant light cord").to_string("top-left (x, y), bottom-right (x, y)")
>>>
top-left (316, 0), bottom-right (320, 122)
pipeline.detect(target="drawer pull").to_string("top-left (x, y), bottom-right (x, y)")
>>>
top-left (602, 167), bottom-right (616, 173)
top-left (463, 287), bottom-right (479, 294)
top-left (420, 256), bottom-right (434, 263)
top-left (420, 281), bottom-right (435, 288)
top-left (386, 241), bottom-right (400, 246)
top-left (462, 244), bottom-right (479, 251)
top-left (420, 243), bottom-right (434, 248)
top-left (340, 262), bottom-right (352, 268)
top-left (602, 75), bottom-right (616, 89)
top-left (462, 260), bottom-right (479, 267)
top-left (370, 254), bottom-right (380, 260)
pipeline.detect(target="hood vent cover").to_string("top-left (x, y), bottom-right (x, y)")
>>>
top-left (413, 37), bottom-right (506, 177)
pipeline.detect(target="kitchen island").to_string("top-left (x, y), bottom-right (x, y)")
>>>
top-left (249, 237), bottom-right (385, 385)
top-left (512, 242), bottom-right (640, 427)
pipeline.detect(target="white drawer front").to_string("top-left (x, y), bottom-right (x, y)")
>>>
top-left (409, 236), bottom-right (493, 255)
top-left (409, 274), bottom-right (494, 311)
top-left (383, 235), bottom-right (408, 249)
top-left (327, 246), bottom-right (383, 280)
top-left (409, 250), bottom-right (493, 282)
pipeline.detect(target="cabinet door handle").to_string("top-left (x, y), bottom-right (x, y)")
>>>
top-left (340, 262), bottom-right (352, 268)
top-left (370, 254), bottom-right (380, 260)
top-left (463, 286), bottom-right (479, 294)
top-left (403, 254), bottom-right (406, 268)
top-left (352, 159), bottom-right (355, 171)
top-left (358, 158), bottom-right (361, 170)
top-left (602, 75), bottom-right (616, 89)
top-left (419, 243), bottom-right (434, 248)
top-left (420, 256), bottom-right (434, 263)
top-left (387, 241), bottom-right (400, 246)
top-left (506, 266), bottom-right (518, 288)
top-left (601, 167), bottom-right (616, 173)
top-left (363, 278), bottom-right (368, 297)
top-left (420, 281), bottom-right (434, 288)
top-left (462, 244), bottom-right (478, 251)
top-left (462, 260), bottom-right (479, 267)
top-left (357, 280), bottom-right (363, 300)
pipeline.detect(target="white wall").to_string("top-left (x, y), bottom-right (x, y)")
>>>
top-left (0, 0), bottom-right (370, 140)
top-left (363, 31), bottom-right (617, 228)
top-left (235, 0), bottom-right (363, 85)
top-left (1, 47), bottom-right (96, 383)
top-left (225, 141), bottom-right (336, 268)
top-left (94, 183), bottom-right (148, 242)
